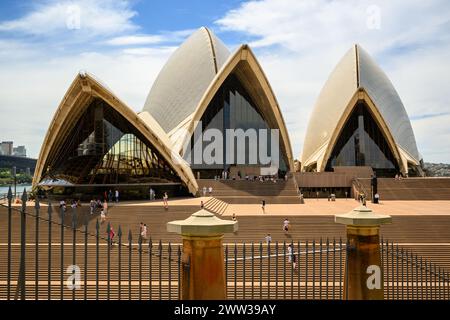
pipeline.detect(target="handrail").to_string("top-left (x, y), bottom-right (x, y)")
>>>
top-left (352, 178), bottom-right (369, 200)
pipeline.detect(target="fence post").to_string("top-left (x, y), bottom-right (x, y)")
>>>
top-left (167, 209), bottom-right (237, 300)
top-left (335, 205), bottom-right (391, 300)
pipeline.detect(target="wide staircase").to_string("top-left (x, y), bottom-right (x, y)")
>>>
top-left (356, 177), bottom-right (450, 200)
top-left (197, 178), bottom-right (300, 204)
top-left (203, 197), bottom-right (228, 215)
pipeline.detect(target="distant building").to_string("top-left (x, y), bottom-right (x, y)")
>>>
top-left (13, 145), bottom-right (27, 157)
top-left (1, 141), bottom-right (13, 156)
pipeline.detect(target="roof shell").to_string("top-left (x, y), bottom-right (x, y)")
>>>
top-left (301, 44), bottom-right (421, 172)
top-left (142, 27), bottom-right (230, 133)
top-left (33, 72), bottom-right (198, 194)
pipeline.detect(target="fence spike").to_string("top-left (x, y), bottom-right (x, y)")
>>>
top-left (35, 195), bottom-right (40, 210)
top-left (7, 186), bottom-right (12, 200)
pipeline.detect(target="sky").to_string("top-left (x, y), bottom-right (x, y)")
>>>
top-left (0, 0), bottom-right (449, 163)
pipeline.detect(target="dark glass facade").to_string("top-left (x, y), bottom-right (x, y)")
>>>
top-left (185, 74), bottom-right (288, 178)
top-left (41, 99), bottom-right (182, 186)
top-left (325, 102), bottom-right (400, 176)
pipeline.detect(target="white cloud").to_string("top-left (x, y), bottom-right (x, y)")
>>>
top-left (216, 0), bottom-right (450, 162)
top-left (0, 0), bottom-right (137, 37)
top-left (104, 35), bottom-right (164, 46)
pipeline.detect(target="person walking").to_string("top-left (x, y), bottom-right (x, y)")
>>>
top-left (200, 200), bottom-right (204, 209)
top-left (232, 213), bottom-right (237, 221)
top-left (115, 189), bottom-right (119, 203)
top-left (265, 233), bottom-right (272, 245)
top-left (202, 186), bottom-right (207, 197)
top-left (283, 218), bottom-right (290, 234)
top-left (103, 200), bottom-right (108, 214)
top-left (208, 186), bottom-right (213, 195)
top-left (108, 226), bottom-right (115, 246)
top-left (90, 199), bottom-right (95, 215)
top-left (292, 249), bottom-right (297, 271)
top-left (100, 209), bottom-right (106, 224)
top-left (163, 192), bottom-right (169, 209)
top-left (108, 189), bottom-right (113, 202)
top-left (141, 223), bottom-right (148, 241)
top-left (261, 199), bottom-right (266, 213)
top-left (288, 244), bottom-right (293, 263)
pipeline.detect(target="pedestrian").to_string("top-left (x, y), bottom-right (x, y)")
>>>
top-left (100, 209), bottom-right (106, 224)
top-left (283, 218), bottom-right (290, 234)
top-left (115, 189), bottom-right (119, 203)
top-left (202, 186), bottom-right (207, 197)
top-left (90, 199), bottom-right (95, 215)
top-left (265, 233), bottom-right (272, 245)
top-left (163, 192), bottom-right (169, 209)
top-left (200, 200), bottom-right (204, 209)
top-left (103, 200), bottom-right (108, 214)
top-left (316, 191), bottom-right (319, 200)
top-left (108, 226), bottom-right (115, 246)
top-left (288, 244), bottom-right (293, 263)
top-left (208, 186), bottom-right (212, 195)
top-left (261, 199), bottom-right (266, 213)
top-left (108, 189), bottom-right (113, 202)
top-left (292, 249), bottom-right (297, 270)
top-left (232, 213), bottom-right (237, 221)
top-left (141, 223), bottom-right (148, 241)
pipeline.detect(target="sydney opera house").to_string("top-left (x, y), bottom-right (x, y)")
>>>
top-left (32, 27), bottom-right (422, 198)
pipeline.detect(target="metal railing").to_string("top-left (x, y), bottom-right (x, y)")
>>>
top-left (224, 239), bottom-right (346, 299)
top-left (381, 239), bottom-right (450, 300)
top-left (1, 187), bottom-right (449, 300)
top-left (0, 189), bottom-right (181, 300)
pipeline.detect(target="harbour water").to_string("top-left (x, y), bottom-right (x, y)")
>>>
top-left (0, 184), bottom-right (32, 196)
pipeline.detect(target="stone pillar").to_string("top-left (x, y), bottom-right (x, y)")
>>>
top-left (335, 206), bottom-right (391, 300)
top-left (167, 209), bottom-right (237, 300)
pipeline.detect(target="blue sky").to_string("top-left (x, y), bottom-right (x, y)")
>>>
top-left (0, 0), bottom-right (449, 163)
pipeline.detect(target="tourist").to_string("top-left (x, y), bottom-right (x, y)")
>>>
top-left (90, 199), bottom-right (95, 215)
top-left (103, 200), bottom-right (108, 214)
top-left (71, 200), bottom-right (77, 209)
top-left (288, 244), bottom-right (293, 263)
top-left (108, 189), bottom-right (113, 202)
top-left (261, 199), bottom-right (266, 213)
top-left (100, 209), bottom-right (106, 224)
top-left (108, 226), bottom-right (115, 246)
top-left (163, 192), bottom-right (169, 209)
top-left (283, 218), bottom-right (290, 234)
top-left (292, 249), bottom-right (297, 270)
top-left (115, 189), bottom-right (119, 203)
top-left (316, 191), bottom-right (319, 200)
top-left (59, 199), bottom-right (66, 212)
top-left (208, 186), bottom-right (213, 195)
top-left (265, 233), bottom-right (272, 245)
top-left (345, 191), bottom-right (348, 199)
top-left (200, 200), bottom-right (204, 209)
top-left (141, 223), bottom-right (148, 241)
top-left (232, 213), bottom-right (237, 221)
top-left (202, 186), bottom-right (207, 197)
top-left (374, 193), bottom-right (380, 204)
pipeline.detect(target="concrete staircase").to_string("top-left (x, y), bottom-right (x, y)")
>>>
top-left (203, 197), bottom-right (228, 215)
top-left (356, 177), bottom-right (450, 200)
top-left (197, 179), bottom-right (300, 204)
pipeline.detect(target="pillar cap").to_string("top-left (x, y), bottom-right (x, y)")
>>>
top-left (167, 209), bottom-right (238, 236)
top-left (335, 205), bottom-right (392, 226)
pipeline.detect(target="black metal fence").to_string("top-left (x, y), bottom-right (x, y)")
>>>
top-left (1, 188), bottom-right (449, 300)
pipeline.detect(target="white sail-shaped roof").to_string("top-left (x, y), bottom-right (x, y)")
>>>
top-left (301, 44), bottom-right (421, 173)
top-left (142, 27), bottom-right (230, 133)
